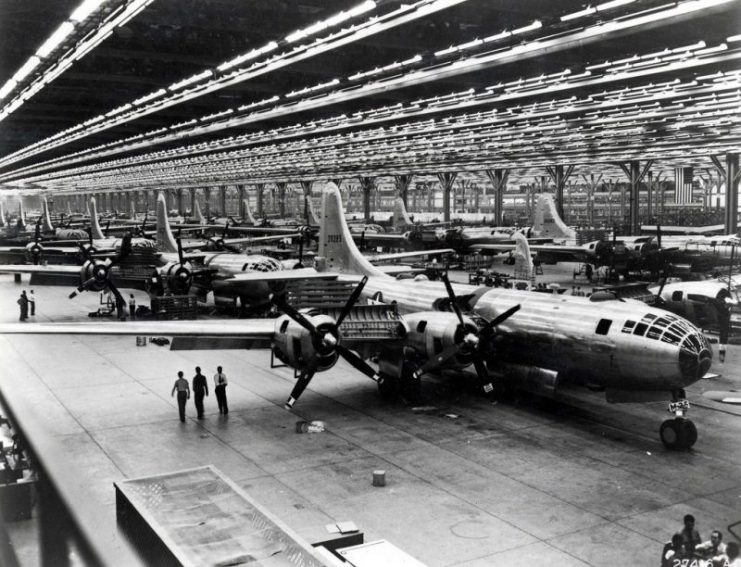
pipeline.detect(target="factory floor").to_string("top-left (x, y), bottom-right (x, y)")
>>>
top-left (0, 263), bottom-right (739, 567)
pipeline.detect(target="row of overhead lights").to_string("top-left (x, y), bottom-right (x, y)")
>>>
top-left (0, 0), bottom-right (678, 171)
top-left (2, 0), bottom-right (736, 184)
top-left (16, 74), bottom-right (739, 189)
top-left (0, 0), bottom-right (471, 170)
top-left (0, 0), bottom-right (155, 123)
top-left (3, 29), bottom-right (737, 185)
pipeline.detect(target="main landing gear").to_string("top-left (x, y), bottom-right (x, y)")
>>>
top-left (659, 398), bottom-right (697, 450)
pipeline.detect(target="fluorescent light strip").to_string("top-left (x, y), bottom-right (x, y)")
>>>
top-left (4, 42), bottom-right (738, 184)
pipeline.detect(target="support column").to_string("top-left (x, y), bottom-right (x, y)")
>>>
top-left (300, 180), bottom-right (314, 224)
top-left (358, 176), bottom-right (376, 222)
top-left (545, 164), bottom-right (575, 222)
top-left (485, 169), bottom-right (509, 226)
top-left (581, 173), bottom-right (603, 228)
top-left (218, 186), bottom-right (227, 217)
top-left (275, 182), bottom-right (287, 217)
top-left (176, 188), bottom-right (184, 216)
top-left (617, 160), bottom-right (652, 235)
top-left (725, 152), bottom-right (739, 233)
top-left (393, 174), bottom-right (413, 208)
top-left (237, 185), bottom-right (246, 220)
top-left (436, 172), bottom-right (458, 222)
top-left (255, 184), bottom-right (265, 217)
top-left (202, 187), bottom-right (212, 220)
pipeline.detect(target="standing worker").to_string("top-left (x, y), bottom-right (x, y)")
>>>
top-left (128, 294), bottom-right (136, 320)
top-left (28, 290), bottom-right (36, 316)
top-left (171, 371), bottom-right (190, 423)
top-left (192, 366), bottom-right (208, 420)
top-left (17, 290), bottom-right (29, 321)
top-left (214, 366), bottom-right (228, 415)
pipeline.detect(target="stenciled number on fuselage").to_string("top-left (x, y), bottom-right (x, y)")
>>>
top-left (327, 234), bottom-right (342, 243)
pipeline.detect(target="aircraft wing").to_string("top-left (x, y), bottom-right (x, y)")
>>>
top-left (642, 224), bottom-right (726, 235)
top-left (0, 264), bottom-right (81, 275)
top-left (179, 233), bottom-right (299, 251)
top-left (354, 233), bottom-right (410, 243)
top-left (213, 226), bottom-right (305, 234)
top-left (368, 248), bottom-right (454, 262)
top-left (702, 390), bottom-right (741, 404)
top-left (376, 266), bottom-right (426, 275)
top-left (217, 268), bottom-right (339, 283)
top-left (472, 243), bottom-right (590, 263)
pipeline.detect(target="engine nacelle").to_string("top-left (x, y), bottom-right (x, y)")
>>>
top-left (79, 260), bottom-right (110, 292)
top-left (272, 313), bottom-right (339, 372)
top-left (496, 363), bottom-right (560, 398)
top-left (403, 312), bottom-right (478, 369)
top-left (156, 261), bottom-right (193, 295)
top-left (25, 241), bottom-right (43, 262)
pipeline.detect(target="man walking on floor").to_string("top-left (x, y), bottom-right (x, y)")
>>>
top-left (171, 371), bottom-right (190, 423)
top-left (192, 366), bottom-right (208, 420)
top-left (214, 366), bottom-right (228, 415)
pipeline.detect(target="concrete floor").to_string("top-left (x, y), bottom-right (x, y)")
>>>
top-left (0, 266), bottom-right (740, 567)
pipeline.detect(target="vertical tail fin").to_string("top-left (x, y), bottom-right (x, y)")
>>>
top-left (192, 199), bottom-right (206, 225)
top-left (156, 193), bottom-right (178, 253)
top-left (318, 183), bottom-right (386, 277)
top-left (90, 197), bottom-right (105, 240)
top-left (392, 197), bottom-right (413, 231)
top-left (513, 232), bottom-right (535, 288)
top-left (41, 197), bottom-right (54, 232)
top-left (243, 198), bottom-right (257, 225)
top-left (533, 194), bottom-right (576, 241)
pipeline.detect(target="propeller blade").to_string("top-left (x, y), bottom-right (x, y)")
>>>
top-left (295, 239), bottom-right (304, 269)
top-left (70, 276), bottom-right (97, 298)
top-left (481, 304), bottom-right (521, 333)
top-left (336, 344), bottom-right (382, 383)
top-left (415, 343), bottom-right (462, 377)
top-left (441, 272), bottom-right (465, 327)
top-left (221, 221), bottom-right (229, 240)
top-left (285, 366), bottom-right (317, 409)
top-left (270, 293), bottom-right (318, 336)
top-left (77, 242), bottom-right (91, 262)
top-left (177, 237), bottom-right (184, 264)
top-left (104, 221), bottom-right (110, 237)
top-left (87, 227), bottom-right (93, 248)
top-left (336, 276), bottom-right (368, 328)
top-left (472, 357), bottom-right (495, 397)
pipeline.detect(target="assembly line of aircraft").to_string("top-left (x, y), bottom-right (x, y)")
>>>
top-left (1, 183), bottom-right (736, 452)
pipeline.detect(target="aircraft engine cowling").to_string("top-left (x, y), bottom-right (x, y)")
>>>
top-left (25, 241), bottom-right (43, 263)
top-left (404, 312), bottom-right (479, 369)
top-left (272, 313), bottom-right (340, 373)
top-left (79, 260), bottom-right (111, 292)
top-left (155, 261), bottom-right (193, 295)
top-left (494, 363), bottom-right (560, 398)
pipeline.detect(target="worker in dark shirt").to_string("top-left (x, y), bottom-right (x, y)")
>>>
top-left (171, 371), bottom-right (190, 423)
top-left (192, 366), bottom-right (208, 420)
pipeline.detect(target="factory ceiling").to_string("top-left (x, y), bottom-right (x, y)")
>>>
top-left (0, 0), bottom-right (739, 192)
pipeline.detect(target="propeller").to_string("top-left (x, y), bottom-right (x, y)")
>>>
top-left (270, 276), bottom-right (381, 409)
top-left (69, 234), bottom-right (132, 307)
top-left (414, 272), bottom-right (521, 398)
top-left (27, 220), bottom-right (43, 265)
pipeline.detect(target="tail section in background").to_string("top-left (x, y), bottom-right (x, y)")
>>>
top-left (85, 201), bottom-right (91, 218)
top-left (533, 194), bottom-right (576, 241)
top-left (156, 193), bottom-right (179, 253)
top-left (192, 200), bottom-right (206, 224)
top-left (243, 198), bottom-right (257, 225)
top-left (0, 201), bottom-right (6, 227)
top-left (18, 201), bottom-right (26, 230)
top-left (41, 197), bottom-right (54, 232)
top-left (318, 183), bottom-right (385, 278)
top-left (512, 232), bottom-right (535, 287)
top-left (90, 197), bottom-right (105, 240)
top-left (392, 197), bottom-right (414, 231)
top-left (307, 197), bottom-right (321, 225)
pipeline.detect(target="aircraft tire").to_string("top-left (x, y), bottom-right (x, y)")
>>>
top-left (660, 418), bottom-right (696, 450)
top-left (680, 419), bottom-right (698, 449)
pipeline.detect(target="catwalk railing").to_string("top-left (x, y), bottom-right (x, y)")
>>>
top-left (0, 379), bottom-right (143, 566)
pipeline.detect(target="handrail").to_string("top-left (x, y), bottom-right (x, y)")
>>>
top-left (0, 377), bottom-right (143, 566)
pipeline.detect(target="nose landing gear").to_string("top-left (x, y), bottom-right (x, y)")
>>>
top-left (659, 398), bottom-right (697, 450)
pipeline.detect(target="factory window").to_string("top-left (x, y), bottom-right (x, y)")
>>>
top-left (596, 319), bottom-right (612, 335)
top-left (621, 320), bottom-right (636, 333)
top-left (416, 321), bottom-right (427, 333)
top-left (633, 323), bottom-right (648, 336)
